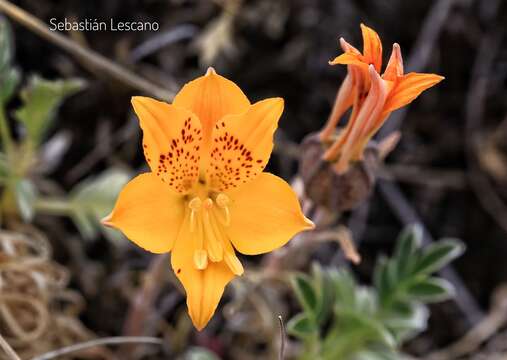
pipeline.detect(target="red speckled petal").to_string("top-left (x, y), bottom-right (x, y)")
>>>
top-left (205, 98), bottom-right (284, 192)
top-left (132, 96), bottom-right (203, 194)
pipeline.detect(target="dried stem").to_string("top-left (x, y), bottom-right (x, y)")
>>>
top-left (0, 334), bottom-right (21, 360)
top-left (31, 336), bottom-right (164, 360)
top-left (278, 315), bottom-right (286, 360)
top-left (0, 0), bottom-right (175, 100)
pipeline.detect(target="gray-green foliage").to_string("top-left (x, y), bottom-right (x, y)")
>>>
top-left (287, 225), bottom-right (465, 360)
top-left (15, 75), bottom-right (85, 146)
top-left (0, 17), bottom-right (125, 242)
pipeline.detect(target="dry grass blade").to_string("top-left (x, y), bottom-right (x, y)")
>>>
top-left (31, 336), bottom-right (164, 360)
top-left (0, 333), bottom-right (21, 360)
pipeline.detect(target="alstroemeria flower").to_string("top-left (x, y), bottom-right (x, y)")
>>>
top-left (103, 68), bottom-right (314, 330)
top-left (320, 24), bottom-right (444, 173)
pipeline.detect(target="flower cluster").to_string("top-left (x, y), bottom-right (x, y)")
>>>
top-left (320, 24), bottom-right (444, 173)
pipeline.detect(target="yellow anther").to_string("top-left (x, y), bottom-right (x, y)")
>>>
top-left (215, 193), bottom-right (230, 207)
top-left (194, 249), bottom-right (208, 270)
top-left (189, 197), bottom-right (202, 210)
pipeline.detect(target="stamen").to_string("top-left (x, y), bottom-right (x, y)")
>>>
top-left (225, 252), bottom-right (244, 275)
top-left (188, 197), bottom-right (202, 233)
top-left (202, 198), bottom-right (223, 262)
top-left (215, 193), bottom-right (231, 226)
top-left (209, 210), bottom-right (244, 275)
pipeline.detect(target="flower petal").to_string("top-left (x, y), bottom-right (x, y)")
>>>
top-left (173, 68), bottom-right (250, 149)
top-left (102, 173), bottom-right (185, 253)
top-left (329, 52), bottom-right (369, 70)
top-left (226, 173), bottom-right (314, 255)
top-left (383, 43), bottom-right (404, 82)
top-left (171, 215), bottom-right (235, 330)
top-left (360, 23), bottom-right (382, 73)
top-left (205, 98), bottom-right (284, 191)
top-left (383, 72), bottom-right (444, 113)
top-left (131, 96), bottom-right (203, 194)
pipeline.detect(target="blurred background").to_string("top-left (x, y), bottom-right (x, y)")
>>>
top-left (1, 0), bottom-right (507, 359)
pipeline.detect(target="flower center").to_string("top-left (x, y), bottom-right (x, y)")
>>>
top-left (186, 193), bottom-right (243, 275)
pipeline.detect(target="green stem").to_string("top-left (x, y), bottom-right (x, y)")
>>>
top-left (0, 107), bottom-right (13, 153)
top-left (34, 197), bottom-right (73, 215)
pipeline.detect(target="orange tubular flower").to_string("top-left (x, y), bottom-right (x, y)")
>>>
top-left (320, 24), bottom-right (444, 174)
top-left (102, 68), bottom-right (314, 330)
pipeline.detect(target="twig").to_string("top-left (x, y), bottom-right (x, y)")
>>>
top-left (278, 315), bottom-right (286, 360)
top-left (0, 0), bottom-right (175, 100)
top-left (0, 334), bottom-right (21, 360)
top-left (426, 285), bottom-right (507, 360)
top-left (464, 28), bottom-right (507, 233)
top-left (378, 179), bottom-right (484, 324)
top-left (31, 336), bottom-right (164, 360)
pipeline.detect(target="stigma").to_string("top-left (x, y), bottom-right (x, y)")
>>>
top-left (186, 193), bottom-right (243, 275)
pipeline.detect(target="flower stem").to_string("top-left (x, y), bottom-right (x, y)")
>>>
top-left (0, 107), bottom-right (14, 153)
top-left (34, 197), bottom-right (73, 215)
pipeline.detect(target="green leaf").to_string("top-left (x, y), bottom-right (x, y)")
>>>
top-left (14, 75), bottom-right (85, 145)
top-left (405, 278), bottom-right (454, 302)
top-left (394, 224), bottom-right (422, 276)
top-left (0, 17), bottom-right (20, 104)
top-left (413, 239), bottom-right (465, 276)
top-left (69, 168), bottom-right (130, 241)
top-left (311, 263), bottom-right (335, 325)
top-left (14, 178), bottom-right (37, 221)
top-left (287, 313), bottom-right (317, 339)
top-left (184, 347), bottom-right (221, 360)
top-left (292, 273), bottom-right (318, 316)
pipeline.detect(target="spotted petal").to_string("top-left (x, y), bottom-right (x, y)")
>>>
top-left (131, 96), bottom-right (203, 194)
top-left (205, 98), bottom-right (284, 192)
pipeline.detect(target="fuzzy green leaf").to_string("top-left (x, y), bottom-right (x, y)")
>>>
top-left (15, 178), bottom-right (37, 221)
top-left (394, 224), bottom-right (422, 276)
top-left (0, 17), bottom-right (20, 104)
top-left (287, 313), bottom-right (316, 339)
top-left (292, 273), bottom-right (318, 316)
top-left (69, 168), bottom-right (130, 241)
top-left (405, 278), bottom-right (455, 302)
top-left (14, 76), bottom-right (85, 145)
top-left (413, 239), bottom-right (465, 276)
top-left (184, 347), bottom-right (221, 360)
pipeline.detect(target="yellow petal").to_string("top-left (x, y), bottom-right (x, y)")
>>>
top-left (360, 23), bottom-right (383, 73)
top-left (131, 96), bottom-right (203, 194)
top-left (383, 72), bottom-right (444, 113)
top-left (173, 68), bottom-right (250, 149)
top-left (226, 172), bottom-right (314, 255)
top-left (205, 98), bottom-right (284, 191)
top-left (103, 173), bottom-right (185, 253)
top-left (171, 215), bottom-right (234, 330)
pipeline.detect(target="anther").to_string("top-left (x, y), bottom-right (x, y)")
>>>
top-left (194, 249), bottom-right (208, 270)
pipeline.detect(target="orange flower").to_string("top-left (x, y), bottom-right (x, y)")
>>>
top-left (320, 24), bottom-right (444, 173)
top-left (102, 68), bottom-right (314, 330)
